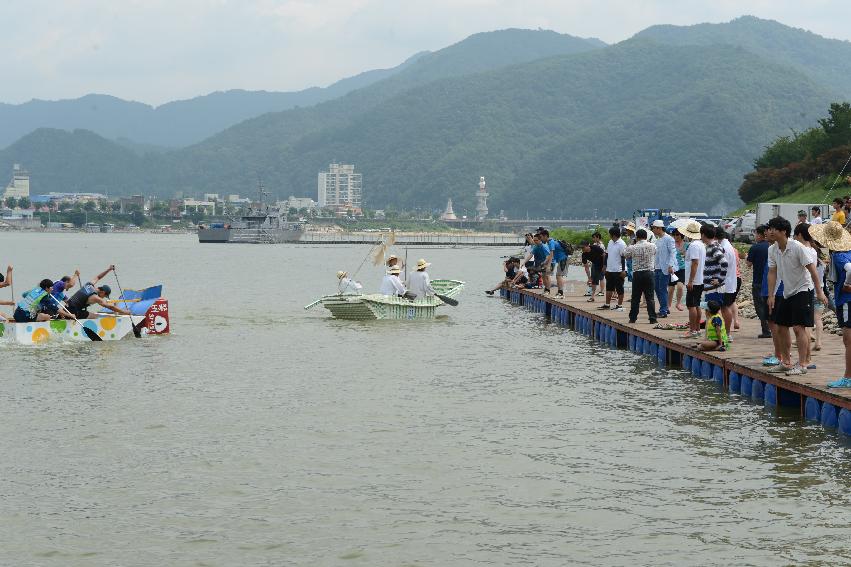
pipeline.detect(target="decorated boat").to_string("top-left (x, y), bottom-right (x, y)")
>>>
top-left (306, 279), bottom-right (464, 320)
top-left (0, 314), bottom-right (145, 345)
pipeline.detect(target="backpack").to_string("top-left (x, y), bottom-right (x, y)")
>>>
top-left (558, 239), bottom-right (574, 255)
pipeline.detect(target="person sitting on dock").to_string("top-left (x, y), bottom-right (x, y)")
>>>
top-left (408, 259), bottom-right (436, 300)
top-left (679, 221), bottom-right (705, 338)
top-left (808, 221), bottom-right (851, 388)
top-left (0, 265), bottom-right (12, 291)
top-left (486, 258), bottom-right (519, 295)
top-left (337, 271), bottom-right (363, 295)
top-left (600, 226), bottom-right (626, 311)
top-left (379, 265), bottom-right (407, 297)
top-left (623, 229), bottom-right (657, 324)
top-left (696, 300), bottom-right (729, 351)
top-left (509, 261), bottom-right (530, 289)
top-left (66, 265), bottom-right (132, 319)
top-left (766, 216), bottom-right (828, 376)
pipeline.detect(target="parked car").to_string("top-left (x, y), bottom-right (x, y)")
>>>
top-left (730, 212), bottom-right (756, 242)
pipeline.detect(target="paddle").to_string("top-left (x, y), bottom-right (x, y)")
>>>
top-left (112, 267), bottom-right (145, 338)
top-left (48, 294), bottom-right (101, 342)
top-left (304, 298), bottom-right (324, 310)
top-left (436, 293), bottom-right (459, 307)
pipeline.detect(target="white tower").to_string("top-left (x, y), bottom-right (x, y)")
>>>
top-left (440, 198), bottom-right (457, 221)
top-left (475, 176), bottom-right (488, 220)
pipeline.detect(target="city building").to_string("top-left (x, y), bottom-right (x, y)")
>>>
top-left (4, 164), bottom-right (30, 199)
top-left (279, 196), bottom-right (317, 211)
top-left (318, 163), bottom-right (362, 216)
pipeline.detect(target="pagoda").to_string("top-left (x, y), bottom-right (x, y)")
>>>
top-left (440, 198), bottom-right (457, 221)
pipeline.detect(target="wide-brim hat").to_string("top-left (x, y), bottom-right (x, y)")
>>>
top-left (650, 220), bottom-right (665, 228)
top-left (678, 220), bottom-right (702, 240)
top-left (416, 259), bottom-right (430, 270)
top-left (387, 255), bottom-right (398, 262)
top-left (337, 271), bottom-right (347, 279)
top-left (809, 220), bottom-right (851, 251)
top-left (623, 222), bottom-right (636, 233)
top-left (388, 266), bottom-right (402, 274)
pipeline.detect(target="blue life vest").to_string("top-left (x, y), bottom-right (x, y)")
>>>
top-left (17, 286), bottom-right (49, 315)
top-left (834, 251), bottom-right (851, 307)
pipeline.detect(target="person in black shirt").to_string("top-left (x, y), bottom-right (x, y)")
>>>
top-left (746, 225), bottom-right (771, 338)
top-left (581, 240), bottom-right (605, 302)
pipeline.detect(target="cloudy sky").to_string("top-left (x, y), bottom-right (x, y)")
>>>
top-left (2, 0), bottom-right (849, 106)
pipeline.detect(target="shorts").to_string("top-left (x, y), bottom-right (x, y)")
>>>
top-left (669, 269), bottom-right (686, 286)
top-left (686, 284), bottom-right (704, 308)
top-left (774, 290), bottom-right (814, 328)
top-left (605, 272), bottom-right (624, 295)
top-left (837, 302), bottom-right (851, 328)
top-left (13, 307), bottom-right (36, 323)
top-left (69, 306), bottom-right (90, 319)
top-left (590, 265), bottom-right (603, 284)
top-left (555, 258), bottom-right (568, 277)
top-left (722, 292), bottom-right (737, 307)
top-left (768, 295), bottom-right (783, 323)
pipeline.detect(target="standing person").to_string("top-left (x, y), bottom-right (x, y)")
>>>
top-left (702, 225), bottom-right (728, 304)
top-left (581, 240), bottom-right (605, 302)
top-left (623, 229), bottom-right (658, 324)
top-left (832, 198), bottom-right (846, 224)
top-left (809, 221), bottom-right (851, 388)
top-left (796, 210), bottom-right (808, 226)
top-left (793, 223), bottom-right (824, 356)
top-left (337, 271), bottom-right (363, 294)
top-left (540, 229), bottom-right (568, 297)
top-left (746, 225), bottom-right (771, 338)
top-left (407, 259), bottom-right (435, 299)
top-left (667, 229), bottom-right (687, 312)
top-left (529, 234), bottom-right (551, 291)
top-left (679, 221), bottom-right (705, 338)
top-left (592, 231), bottom-right (606, 297)
top-left (600, 226), bottom-right (626, 311)
top-left (379, 266), bottom-right (407, 296)
top-left (760, 228), bottom-right (789, 367)
top-left (811, 206), bottom-right (823, 225)
top-left (766, 216), bottom-right (828, 376)
top-left (66, 265), bottom-right (132, 319)
top-left (717, 228), bottom-right (739, 340)
top-left (651, 220), bottom-right (676, 318)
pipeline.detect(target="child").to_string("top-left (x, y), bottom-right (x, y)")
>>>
top-left (697, 300), bottom-right (729, 351)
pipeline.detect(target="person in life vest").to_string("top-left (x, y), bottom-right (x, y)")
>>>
top-left (13, 279), bottom-right (73, 323)
top-left (0, 265), bottom-right (12, 291)
top-left (66, 265), bottom-right (132, 319)
top-left (40, 271), bottom-right (79, 317)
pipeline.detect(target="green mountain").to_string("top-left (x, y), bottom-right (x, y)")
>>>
top-left (635, 15), bottom-right (851, 95)
top-left (0, 52), bottom-right (428, 150)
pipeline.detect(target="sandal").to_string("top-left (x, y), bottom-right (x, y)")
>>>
top-left (587, 297), bottom-right (595, 302)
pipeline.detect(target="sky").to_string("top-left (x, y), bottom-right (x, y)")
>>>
top-left (2, 0), bottom-right (850, 106)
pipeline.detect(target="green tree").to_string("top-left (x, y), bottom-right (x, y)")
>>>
top-left (18, 197), bottom-right (31, 209)
top-left (84, 200), bottom-right (97, 212)
top-left (4, 196), bottom-right (17, 209)
top-left (818, 102), bottom-right (851, 151)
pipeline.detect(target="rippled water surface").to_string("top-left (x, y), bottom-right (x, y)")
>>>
top-left (3, 232), bottom-right (851, 566)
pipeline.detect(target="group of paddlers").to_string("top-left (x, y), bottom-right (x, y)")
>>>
top-left (336, 254), bottom-right (436, 300)
top-left (0, 265), bottom-right (131, 323)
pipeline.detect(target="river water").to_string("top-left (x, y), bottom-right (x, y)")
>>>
top-left (2, 232), bottom-right (851, 566)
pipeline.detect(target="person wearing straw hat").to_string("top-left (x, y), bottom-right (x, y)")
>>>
top-left (809, 220), bottom-right (851, 387)
top-left (678, 220), bottom-right (705, 338)
top-left (379, 265), bottom-right (407, 297)
top-left (337, 271), bottom-right (362, 295)
top-left (407, 258), bottom-right (435, 300)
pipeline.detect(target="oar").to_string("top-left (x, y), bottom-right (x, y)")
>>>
top-left (436, 293), bottom-right (459, 307)
top-left (304, 298), bottom-right (324, 310)
top-left (48, 294), bottom-right (101, 342)
top-left (112, 267), bottom-right (145, 338)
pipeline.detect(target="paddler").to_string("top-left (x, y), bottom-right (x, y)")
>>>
top-left (337, 271), bottom-right (363, 294)
top-left (40, 271), bottom-right (80, 318)
top-left (0, 265), bottom-right (12, 290)
top-left (66, 265), bottom-right (132, 319)
top-left (379, 265), bottom-right (407, 296)
top-left (407, 258), bottom-right (435, 299)
top-left (13, 279), bottom-right (68, 323)
top-left (386, 255), bottom-right (404, 270)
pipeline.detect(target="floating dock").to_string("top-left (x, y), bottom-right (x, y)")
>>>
top-left (502, 284), bottom-right (851, 435)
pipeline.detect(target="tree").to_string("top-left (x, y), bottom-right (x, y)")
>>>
top-left (818, 102), bottom-right (851, 152)
top-left (18, 197), bottom-right (31, 209)
top-left (84, 200), bottom-right (97, 212)
top-left (4, 196), bottom-right (17, 209)
top-left (130, 210), bottom-right (146, 227)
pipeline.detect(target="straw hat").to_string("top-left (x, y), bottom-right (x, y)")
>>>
top-left (623, 222), bottom-right (636, 234)
top-left (337, 271), bottom-right (347, 279)
top-left (415, 258), bottom-right (431, 270)
top-left (388, 266), bottom-right (402, 274)
top-left (678, 220), bottom-right (702, 240)
top-left (808, 220), bottom-right (851, 251)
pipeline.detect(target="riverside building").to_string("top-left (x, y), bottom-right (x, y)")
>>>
top-left (318, 163), bottom-right (362, 216)
top-left (4, 164), bottom-right (30, 199)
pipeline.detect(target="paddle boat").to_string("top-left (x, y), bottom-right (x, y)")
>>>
top-left (307, 279), bottom-right (465, 320)
top-left (0, 314), bottom-right (145, 345)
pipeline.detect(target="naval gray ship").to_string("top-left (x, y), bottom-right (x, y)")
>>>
top-left (197, 204), bottom-right (305, 244)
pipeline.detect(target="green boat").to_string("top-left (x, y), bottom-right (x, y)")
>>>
top-left (306, 279), bottom-right (464, 320)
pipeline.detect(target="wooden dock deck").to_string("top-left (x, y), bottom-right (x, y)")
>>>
top-left (501, 282), bottom-right (851, 433)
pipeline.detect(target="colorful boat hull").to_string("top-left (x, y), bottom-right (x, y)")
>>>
top-left (0, 315), bottom-right (144, 345)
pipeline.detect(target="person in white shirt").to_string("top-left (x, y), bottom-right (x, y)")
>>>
top-left (679, 221), bottom-right (706, 337)
top-left (601, 226), bottom-right (627, 311)
top-left (337, 271), bottom-right (363, 294)
top-left (766, 216), bottom-right (828, 376)
top-left (407, 258), bottom-right (435, 300)
top-left (379, 266), bottom-right (407, 296)
top-left (810, 206), bottom-right (823, 225)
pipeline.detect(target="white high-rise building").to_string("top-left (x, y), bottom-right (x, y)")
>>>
top-left (318, 163), bottom-right (362, 212)
top-left (4, 164), bottom-right (30, 199)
